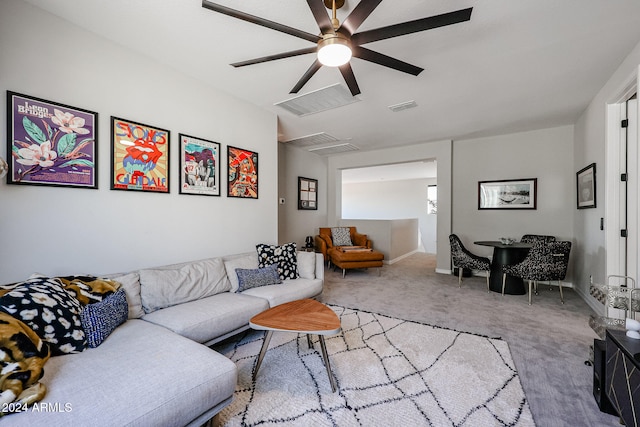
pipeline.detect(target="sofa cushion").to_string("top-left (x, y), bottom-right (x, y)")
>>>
top-left (256, 242), bottom-right (299, 280)
top-left (236, 263), bottom-right (281, 292)
top-left (109, 272), bottom-right (145, 319)
top-left (0, 277), bottom-right (86, 356)
top-left (81, 288), bottom-right (128, 348)
top-left (241, 278), bottom-right (323, 308)
top-left (331, 227), bottom-right (353, 246)
top-left (1, 319), bottom-right (237, 427)
top-left (139, 257), bottom-right (231, 313)
top-left (142, 293), bottom-right (269, 344)
top-left (296, 251), bottom-right (316, 280)
top-left (223, 252), bottom-right (259, 292)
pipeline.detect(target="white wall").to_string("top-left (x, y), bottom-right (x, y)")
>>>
top-left (0, 1), bottom-right (278, 283)
top-left (278, 145), bottom-right (328, 247)
top-left (327, 140), bottom-right (452, 272)
top-left (452, 126), bottom-right (575, 276)
top-left (342, 177), bottom-right (437, 253)
top-left (574, 39), bottom-right (640, 309)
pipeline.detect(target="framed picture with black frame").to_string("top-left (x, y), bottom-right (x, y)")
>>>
top-left (577, 163), bottom-right (596, 209)
top-left (178, 133), bottom-right (220, 196)
top-left (298, 176), bottom-right (318, 210)
top-left (478, 178), bottom-right (537, 210)
top-left (227, 145), bottom-right (258, 199)
top-left (7, 91), bottom-right (98, 189)
top-left (110, 116), bottom-right (170, 193)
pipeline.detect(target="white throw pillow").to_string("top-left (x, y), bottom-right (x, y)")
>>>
top-left (297, 251), bottom-right (316, 280)
top-left (110, 272), bottom-right (145, 319)
top-left (223, 252), bottom-right (259, 292)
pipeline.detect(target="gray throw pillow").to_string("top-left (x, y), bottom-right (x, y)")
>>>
top-left (331, 227), bottom-right (353, 246)
top-left (236, 263), bottom-right (282, 292)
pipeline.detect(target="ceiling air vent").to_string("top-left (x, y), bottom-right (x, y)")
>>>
top-left (388, 100), bottom-right (418, 112)
top-left (274, 84), bottom-right (360, 117)
top-left (280, 132), bottom-right (339, 148)
top-left (308, 143), bottom-right (359, 156)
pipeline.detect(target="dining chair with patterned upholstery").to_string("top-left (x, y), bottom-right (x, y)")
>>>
top-left (502, 241), bottom-right (571, 304)
top-left (449, 234), bottom-right (491, 291)
top-left (520, 234), bottom-right (556, 243)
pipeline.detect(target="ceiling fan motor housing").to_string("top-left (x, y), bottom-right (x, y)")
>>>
top-left (317, 32), bottom-right (352, 67)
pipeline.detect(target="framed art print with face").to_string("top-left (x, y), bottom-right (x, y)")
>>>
top-left (179, 133), bottom-right (220, 196)
top-left (7, 91), bottom-right (98, 188)
top-left (227, 145), bottom-right (258, 199)
top-left (111, 116), bottom-right (170, 193)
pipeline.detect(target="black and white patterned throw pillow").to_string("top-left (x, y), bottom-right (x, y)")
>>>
top-left (0, 277), bottom-right (86, 355)
top-left (331, 227), bottom-right (353, 246)
top-left (256, 242), bottom-right (299, 280)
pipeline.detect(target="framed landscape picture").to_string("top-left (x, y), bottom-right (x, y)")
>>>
top-left (227, 146), bottom-right (258, 199)
top-left (576, 163), bottom-right (596, 209)
top-left (111, 117), bottom-right (170, 193)
top-left (298, 176), bottom-right (318, 210)
top-left (179, 134), bottom-right (220, 196)
top-left (7, 91), bottom-right (98, 188)
top-left (478, 178), bottom-right (537, 210)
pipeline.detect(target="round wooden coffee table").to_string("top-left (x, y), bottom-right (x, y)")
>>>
top-left (249, 299), bottom-right (341, 392)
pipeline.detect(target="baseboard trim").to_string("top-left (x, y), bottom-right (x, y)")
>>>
top-left (574, 284), bottom-right (605, 316)
top-left (435, 268), bottom-right (452, 275)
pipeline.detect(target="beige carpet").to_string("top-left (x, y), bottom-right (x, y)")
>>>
top-left (318, 253), bottom-right (618, 427)
top-left (215, 305), bottom-right (535, 426)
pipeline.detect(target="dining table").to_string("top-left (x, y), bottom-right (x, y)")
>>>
top-left (473, 241), bottom-right (532, 295)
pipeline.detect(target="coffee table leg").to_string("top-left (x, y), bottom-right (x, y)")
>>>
top-left (253, 330), bottom-right (274, 381)
top-left (307, 334), bottom-right (313, 349)
top-left (318, 336), bottom-right (337, 392)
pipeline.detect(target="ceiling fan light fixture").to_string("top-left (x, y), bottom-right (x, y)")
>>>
top-left (317, 33), bottom-right (352, 67)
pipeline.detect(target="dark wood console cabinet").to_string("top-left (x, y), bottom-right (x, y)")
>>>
top-left (606, 329), bottom-right (640, 426)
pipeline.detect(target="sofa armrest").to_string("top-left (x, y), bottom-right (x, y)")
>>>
top-left (352, 232), bottom-right (371, 248)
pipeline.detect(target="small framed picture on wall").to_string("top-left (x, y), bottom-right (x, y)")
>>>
top-left (576, 163), bottom-right (596, 209)
top-left (298, 176), bottom-right (318, 210)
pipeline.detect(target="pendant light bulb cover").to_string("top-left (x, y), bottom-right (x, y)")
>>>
top-left (317, 34), bottom-right (352, 67)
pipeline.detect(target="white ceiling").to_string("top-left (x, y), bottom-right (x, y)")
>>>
top-left (23, 0), bottom-right (640, 158)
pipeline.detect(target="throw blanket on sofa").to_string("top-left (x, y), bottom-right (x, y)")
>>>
top-left (0, 312), bottom-right (51, 415)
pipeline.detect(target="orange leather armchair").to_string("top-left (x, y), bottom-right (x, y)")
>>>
top-left (314, 227), bottom-right (372, 261)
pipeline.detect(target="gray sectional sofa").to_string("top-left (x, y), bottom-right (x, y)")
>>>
top-left (3, 250), bottom-right (324, 427)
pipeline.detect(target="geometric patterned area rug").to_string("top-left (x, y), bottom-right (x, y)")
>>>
top-left (214, 305), bottom-right (536, 426)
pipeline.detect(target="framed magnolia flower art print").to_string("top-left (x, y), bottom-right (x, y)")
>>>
top-left (6, 91), bottom-right (98, 189)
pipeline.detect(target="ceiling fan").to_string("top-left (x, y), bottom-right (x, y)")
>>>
top-left (201, 0), bottom-right (472, 96)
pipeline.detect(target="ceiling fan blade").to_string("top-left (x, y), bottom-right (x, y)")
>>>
top-left (307, 0), bottom-right (335, 35)
top-left (290, 60), bottom-right (323, 94)
top-left (353, 46), bottom-right (423, 76)
top-left (339, 0), bottom-right (383, 36)
top-left (202, 0), bottom-right (321, 43)
top-left (352, 8), bottom-right (473, 45)
top-left (338, 63), bottom-right (361, 96)
top-left (231, 47), bottom-right (317, 67)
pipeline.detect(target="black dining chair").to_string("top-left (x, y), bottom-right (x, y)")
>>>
top-left (449, 234), bottom-right (491, 291)
top-left (520, 234), bottom-right (556, 243)
top-left (501, 241), bottom-right (571, 304)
